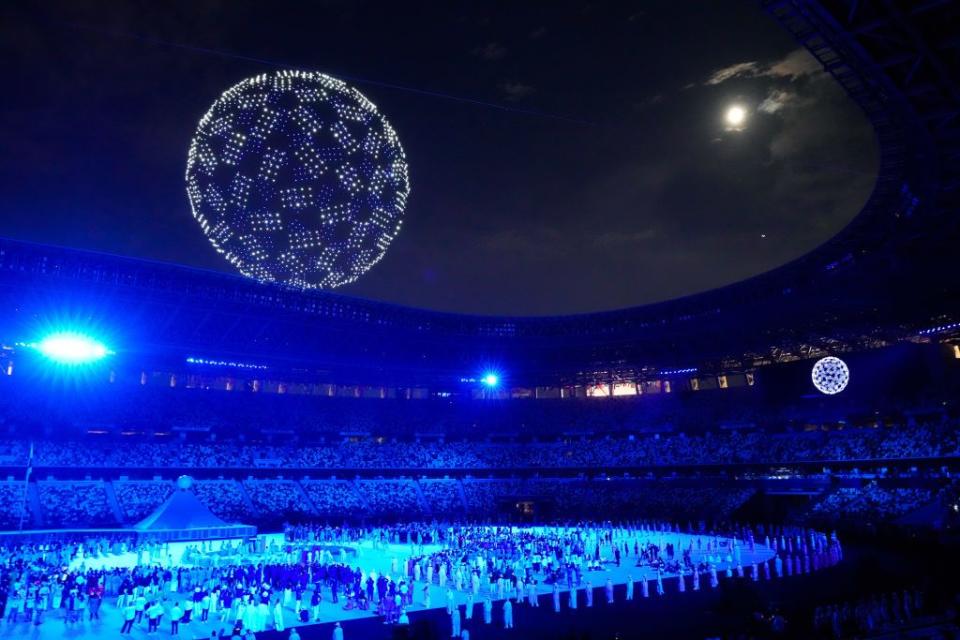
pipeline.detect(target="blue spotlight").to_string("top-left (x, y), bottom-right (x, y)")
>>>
top-left (27, 332), bottom-right (113, 364)
top-left (482, 373), bottom-right (499, 387)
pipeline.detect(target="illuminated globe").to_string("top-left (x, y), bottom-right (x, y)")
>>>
top-left (186, 70), bottom-right (410, 288)
top-left (811, 356), bottom-right (850, 395)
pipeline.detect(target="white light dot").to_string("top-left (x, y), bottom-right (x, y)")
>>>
top-left (725, 105), bottom-right (747, 127)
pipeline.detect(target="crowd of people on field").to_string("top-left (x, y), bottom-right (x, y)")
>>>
top-left (813, 588), bottom-right (925, 638)
top-left (0, 519), bottom-right (841, 638)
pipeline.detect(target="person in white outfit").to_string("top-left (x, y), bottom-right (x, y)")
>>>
top-left (450, 607), bottom-right (461, 637)
top-left (273, 599), bottom-right (284, 632)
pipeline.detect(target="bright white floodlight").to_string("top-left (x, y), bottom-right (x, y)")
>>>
top-left (33, 333), bottom-right (112, 364)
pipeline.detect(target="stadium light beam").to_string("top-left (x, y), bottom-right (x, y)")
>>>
top-left (27, 332), bottom-right (113, 365)
top-left (482, 373), bottom-right (500, 387)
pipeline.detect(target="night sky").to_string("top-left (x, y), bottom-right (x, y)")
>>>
top-left (1, 1), bottom-right (877, 316)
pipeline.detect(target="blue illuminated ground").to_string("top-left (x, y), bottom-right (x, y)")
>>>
top-left (2, 528), bottom-right (776, 639)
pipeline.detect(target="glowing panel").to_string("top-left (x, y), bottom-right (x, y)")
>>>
top-left (612, 382), bottom-right (637, 396)
top-left (586, 383), bottom-right (610, 398)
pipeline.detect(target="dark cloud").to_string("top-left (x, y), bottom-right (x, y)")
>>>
top-left (499, 81), bottom-right (536, 101)
top-left (472, 41), bottom-right (507, 61)
top-left (706, 61), bottom-right (762, 85)
top-left (704, 47), bottom-right (821, 86)
top-left (758, 89), bottom-right (793, 114)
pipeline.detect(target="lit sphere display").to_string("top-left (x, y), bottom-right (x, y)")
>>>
top-left (186, 70), bottom-right (410, 288)
top-left (176, 475), bottom-right (194, 490)
top-left (811, 356), bottom-right (850, 395)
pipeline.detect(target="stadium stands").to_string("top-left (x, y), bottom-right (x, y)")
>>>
top-left (2, 418), bottom-right (956, 471)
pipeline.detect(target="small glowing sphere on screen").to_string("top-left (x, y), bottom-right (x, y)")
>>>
top-left (176, 475), bottom-right (194, 490)
top-left (186, 70), bottom-right (410, 289)
top-left (811, 356), bottom-right (850, 395)
top-left (725, 105), bottom-right (746, 127)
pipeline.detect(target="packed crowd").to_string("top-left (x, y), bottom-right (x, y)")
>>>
top-left (243, 481), bottom-right (313, 527)
top-left (192, 481), bottom-right (256, 523)
top-left (37, 482), bottom-right (115, 529)
top-left (1, 420), bottom-right (957, 472)
top-left (300, 480), bottom-right (367, 519)
top-left (114, 481), bottom-right (173, 522)
top-left (0, 483), bottom-right (29, 530)
top-left (356, 480), bottom-right (424, 519)
top-left (4, 477), bottom-right (766, 530)
top-left (4, 475), bottom-right (956, 532)
top-left (808, 483), bottom-right (935, 523)
top-left (418, 480), bottom-right (464, 516)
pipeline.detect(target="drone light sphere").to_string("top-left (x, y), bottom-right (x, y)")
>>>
top-left (811, 356), bottom-right (850, 395)
top-left (186, 70), bottom-right (411, 289)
